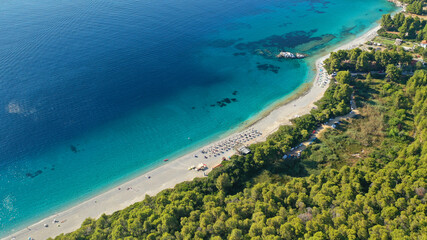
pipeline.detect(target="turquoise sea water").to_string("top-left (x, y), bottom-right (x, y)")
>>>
top-left (0, 0), bottom-right (395, 236)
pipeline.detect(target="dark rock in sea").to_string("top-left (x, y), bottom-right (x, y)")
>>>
top-left (279, 22), bottom-right (291, 27)
top-left (210, 104), bottom-right (216, 107)
top-left (307, 4), bottom-right (326, 14)
top-left (211, 95), bottom-right (239, 108)
top-left (232, 91), bottom-right (238, 95)
top-left (308, 0), bottom-right (331, 8)
top-left (51, 168), bottom-right (55, 171)
top-left (257, 63), bottom-right (280, 73)
top-left (379, 9), bottom-right (383, 11)
top-left (70, 145), bottom-right (78, 153)
top-left (257, 64), bottom-right (268, 70)
top-left (192, 106), bottom-right (196, 110)
top-left (26, 170), bottom-right (43, 178)
top-left (217, 101), bottom-right (226, 107)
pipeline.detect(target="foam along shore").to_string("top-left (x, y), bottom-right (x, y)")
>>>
top-left (4, 23), bottom-right (383, 240)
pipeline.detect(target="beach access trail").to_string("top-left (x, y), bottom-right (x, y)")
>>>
top-left (4, 25), bottom-right (381, 240)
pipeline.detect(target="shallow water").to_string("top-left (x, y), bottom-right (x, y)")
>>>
top-left (0, 0), bottom-right (395, 236)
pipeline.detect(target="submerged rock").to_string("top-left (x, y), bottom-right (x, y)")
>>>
top-left (26, 170), bottom-right (43, 178)
top-left (70, 145), bottom-right (78, 153)
top-left (257, 63), bottom-right (280, 73)
top-left (211, 96), bottom-right (238, 108)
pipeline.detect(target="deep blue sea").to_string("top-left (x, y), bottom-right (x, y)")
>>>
top-left (0, 0), bottom-right (395, 236)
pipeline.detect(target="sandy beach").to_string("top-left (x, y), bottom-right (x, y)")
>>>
top-left (4, 24), bottom-right (382, 240)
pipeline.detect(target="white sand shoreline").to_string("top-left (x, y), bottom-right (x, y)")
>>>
top-left (4, 23), bottom-right (383, 240)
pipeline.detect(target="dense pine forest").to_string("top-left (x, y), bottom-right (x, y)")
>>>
top-left (50, 43), bottom-right (427, 239)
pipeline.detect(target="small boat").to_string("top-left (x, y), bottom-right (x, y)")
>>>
top-left (163, 159), bottom-right (168, 162)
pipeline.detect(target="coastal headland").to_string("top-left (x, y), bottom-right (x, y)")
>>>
top-left (4, 20), bottom-right (389, 240)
